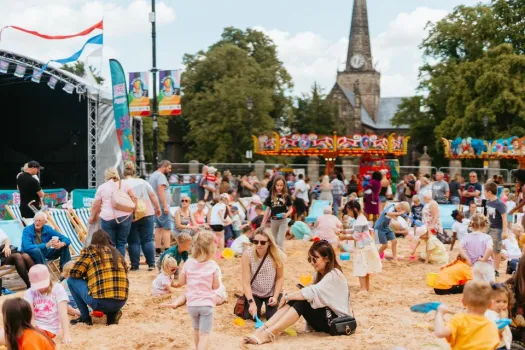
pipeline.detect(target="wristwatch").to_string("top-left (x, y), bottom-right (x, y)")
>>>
top-left (248, 298), bottom-right (254, 304)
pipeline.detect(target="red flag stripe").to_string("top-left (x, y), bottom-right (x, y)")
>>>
top-left (0, 20), bottom-right (103, 40)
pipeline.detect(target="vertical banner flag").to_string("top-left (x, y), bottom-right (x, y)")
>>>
top-left (158, 70), bottom-right (182, 116)
top-left (128, 72), bottom-right (150, 116)
top-left (31, 69), bottom-right (42, 83)
top-left (0, 60), bottom-right (8, 74)
top-left (48, 76), bottom-right (58, 89)
top-left (110, 59), bottom-right (136, 162)
top-left (14, 64), bottom-right (26, 78)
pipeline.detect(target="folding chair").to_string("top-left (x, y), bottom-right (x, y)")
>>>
top-left (305, 200), bottom-right (332, 223)
top-left (65, 209), bottom-right (87, 244)
top-left (0, 221), bottom-right (21, 278)
top-left (70, 208), bottom-right (90, 234)
top-left (47, 209), bottom-right (83, 256)
top-left (5, 205), bottom-right (25, 228)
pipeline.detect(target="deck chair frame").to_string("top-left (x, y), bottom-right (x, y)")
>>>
top-left (5, 205), bottom-right (25, 228)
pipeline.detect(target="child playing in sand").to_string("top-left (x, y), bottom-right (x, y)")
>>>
top-left (433, 255), bottom-right (472, 295)
top-left (451, 209), bottom-right (470, 251)
top-left (503, 230), bottom-right (522, 275)
top-left (204, 166), bottom-right (218, 201)
top-left (434, 280), bottom-right (500, 349)
top-left (176, 231), bottom-right (221, 350)
top-left (339, 200), bottom-right (381, 293)
top-left (411, 225), bottom-right (449, 265)
top-left (61, 261), bottom-right (81, 317)
top-left (152, 256), bottom-right (179, 296)
top-left (485, 283), bottom-right (514, 350)
top-left (389, 216), bottom-right (409, 238)
top-left (374, 201), bottom-right (411, 262)
top-left (157, 233), bottom-right (192, 272)
top-left (24, 264), bottom-right (72, 344)
top-left (250, 204), bottom-right (265, 229)
top-left (2, 298), bottom-right (55, 350)
top-left (458, 214), bottom-right (495, 283)
top-left (230, 226), bottom-right (254, 256)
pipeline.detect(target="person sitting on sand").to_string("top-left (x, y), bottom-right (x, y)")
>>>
top-left (230, 226), bottom-right (254, 256)
top-left (68, 229), bottom-right (129, 326)
top-left (450, 210), bottom-right (470, 251)
top-left (410, 225), bottom-right (449, 265)
top-left (313, 207), bottom-right (343, 245)
top-left (152, 256), bottom-right (179, 296)
top-left (242, 240), bottom-right (352, 345)
top-left (433, 255), bottom-right (472, 295)
top-left (157, 233), bottom-right (192, 273)
top-left (374, 201), bottom-right (410, 262)
top-left (240, 228), bottom-right (285, 321)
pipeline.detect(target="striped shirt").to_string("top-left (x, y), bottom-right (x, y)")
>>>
top-left (70, 246), bottom-right (129, 300)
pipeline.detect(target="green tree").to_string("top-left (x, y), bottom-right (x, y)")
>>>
top-left (62, 62), bottom-right (104, 84)
top-left (142, 114), bottom-right (169, 165)
top-left (182, 28), bottom-right (293, 163)
top-left (292, 83), bottom-right (341, 135)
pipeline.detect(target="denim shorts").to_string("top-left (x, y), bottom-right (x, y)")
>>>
top-left (488, 228), bottom-right (503, 253)
top-left (154, 211), bottom-right (172, 230)
top-left (379, 195), bottom-right (387, 203)
top-left (188, 306), bottom-right (214, 333)
top-left (376, 228), bottom-right (396, 245)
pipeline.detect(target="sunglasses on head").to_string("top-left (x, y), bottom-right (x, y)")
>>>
top-left (251, 239), bottom-right (268, 246)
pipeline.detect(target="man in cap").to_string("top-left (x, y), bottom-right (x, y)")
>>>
top-left (17, 160), bottom-right (44, 218)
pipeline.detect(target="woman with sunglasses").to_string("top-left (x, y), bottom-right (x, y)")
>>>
top-left (240, 228), bottom-right (285, 322)
top-left (173, 195), bottom-right (199, 236)
top-left (243, 240), bottom-right (351, 345)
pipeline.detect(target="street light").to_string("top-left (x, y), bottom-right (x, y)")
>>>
top-left (150, 0), bottom-right (159, 166)
top-left (483, 116), bottom-right (489, 129)
top-left (246, 97), bottom-right (254, 162)
top-left (246, 97), bottom-right (254, 111)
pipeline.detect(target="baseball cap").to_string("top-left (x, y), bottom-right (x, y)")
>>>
top-left (28, 264), bottom-right (50, 290)
top-left (27, 160), bottom-right (40, 169)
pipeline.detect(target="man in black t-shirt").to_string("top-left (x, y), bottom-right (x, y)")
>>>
top-left (461, 171), bottom-right (482, 206)
top-left (17, 160), bottom-right (44, 218)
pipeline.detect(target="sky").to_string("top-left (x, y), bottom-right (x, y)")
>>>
top-left (0, 0), bottom-right (481, 98)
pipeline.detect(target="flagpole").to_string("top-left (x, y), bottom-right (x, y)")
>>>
top-left (150, 0), bottom-right (159, 167)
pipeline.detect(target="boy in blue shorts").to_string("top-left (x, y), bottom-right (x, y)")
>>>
top-left (374, 201), bottom-right (411, 262)
top-left (157, 233), bottom-right (192, 274)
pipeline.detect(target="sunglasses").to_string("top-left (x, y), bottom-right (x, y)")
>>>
top-left (251, 239), bottom-right (268, 246)
top-left (181, 199), bottom-right (190, 203)
top-left (308, 255), bottom-right (322, 264)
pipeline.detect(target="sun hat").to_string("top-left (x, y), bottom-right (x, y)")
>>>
top-left (414, 225), bottom-right (428, 241)
top-left (28, 264), bottom-right (50, 290)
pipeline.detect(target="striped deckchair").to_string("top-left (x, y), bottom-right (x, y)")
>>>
top-left (0, 220), bottom-right (21, 278)
top-left (71, 208), bottom-right (90, 234)
top-left (5, 205), bottom-right (25, 228)
top-left (305, 200), bottom-right (332, 223)
top-left (47, 209), bottom-right (83, 256)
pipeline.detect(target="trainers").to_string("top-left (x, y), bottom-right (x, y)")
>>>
top-left (148, 265), bottom-right (155, 271)
top-left (106, 310), bottom-right (122, 325)
top-left (495, 270), bottom-right (500, 277)
top-left (130, 266), bottom-right (139, 271)
top-left (70, 317), bottom-right (93, 326)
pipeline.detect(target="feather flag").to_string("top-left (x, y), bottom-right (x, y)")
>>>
top-left (27, 34), bottom-right (103, 79)
top-left (0, 20), bottom-right (103, 41)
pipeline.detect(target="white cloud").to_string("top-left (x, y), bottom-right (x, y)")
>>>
top-left (257, 6), bottom-right (450, 97)
top-left (0, 0), bottom-right (176, 87)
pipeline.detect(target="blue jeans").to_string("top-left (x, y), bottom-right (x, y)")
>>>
top-left (127, 215), bottom-right (155, 269)
top-left (450, 196), bottom-right (460, 205)
top-left (333, 196), bottom-right (342, 216)
top-left (68, 277), bottom-right (127, 319)
top-left (25, 245), bottom-right (71, 270)
top-left (100, 216), bottom-right (132, 257)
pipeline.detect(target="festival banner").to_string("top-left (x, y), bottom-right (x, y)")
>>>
top-left (110, 59), bottom-right (136, 162)
top-left (31, 69), bottom-right (42, 83)
top-left (128, 72), bottom-right (150, 116)
top-left (0, 20), bottom-right (103, 41)
top-left (14, 64), bottom-right (25, 78)
top-left (47, 76), bottom-right (58, 89)
top-left (0, 60), bottom-right (8, 74)
top-left (63, 83), bottom-right (75, 94)
top-left (158, 70), bottom-right (181, 116)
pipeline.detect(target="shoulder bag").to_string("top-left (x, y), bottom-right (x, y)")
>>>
top-left (233, 250), bottom-right (270, 317)
top-left (112, 181), bottom-right (135, 213)
top-left (325, 288), bottom-right (357, 336)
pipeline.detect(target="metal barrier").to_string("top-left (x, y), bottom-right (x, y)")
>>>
top-left (438, 167), bottom-right (512, 183)
top-left (398, 166), bottom-right (437, 178)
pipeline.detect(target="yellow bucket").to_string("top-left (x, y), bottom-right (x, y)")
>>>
top-left (426, 273), bottom-right (438, 287)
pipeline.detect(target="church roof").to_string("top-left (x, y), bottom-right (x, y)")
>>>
top-left (336, 83), bottom-right (408, 130)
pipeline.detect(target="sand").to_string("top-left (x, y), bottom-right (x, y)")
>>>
top-left (0, 237), bottom-right (507, 350)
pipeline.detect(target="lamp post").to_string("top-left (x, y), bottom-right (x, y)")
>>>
top-left (150, 0), bottom-right (159, 166)
top-left (483, 115), bottom-right (489, 180)
top-left (246, 98), bottom-right (254, 162)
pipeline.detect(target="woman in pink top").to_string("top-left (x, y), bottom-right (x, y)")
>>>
top-left (180, 231), bottom-right (220, 350)
top-left (89, 168), bottom-right (137, 257)
top-left (313, 207), bottom-right (343, 244)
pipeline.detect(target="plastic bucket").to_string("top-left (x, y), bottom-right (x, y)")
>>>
top-left (426, 273), bottom-right (438, 287)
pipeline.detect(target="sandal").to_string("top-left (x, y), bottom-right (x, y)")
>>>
top-left (262, 328), bottom-right (276, 343)
top-left (243, 335), bottom-right (263, 345)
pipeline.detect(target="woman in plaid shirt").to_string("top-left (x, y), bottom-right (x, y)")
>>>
top-left (68, 230), bottom-right (129, 326)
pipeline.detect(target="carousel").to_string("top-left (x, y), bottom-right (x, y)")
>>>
top-left (252, 132), bottom-right (410, 178)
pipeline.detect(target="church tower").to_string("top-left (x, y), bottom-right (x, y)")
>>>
top-left (337, 0), bottom-right (381, 121)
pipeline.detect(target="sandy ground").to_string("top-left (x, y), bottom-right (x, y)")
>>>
top-left (0, 237), bottom-right (509, 350)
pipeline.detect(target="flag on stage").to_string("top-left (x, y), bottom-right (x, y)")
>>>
top-left (48, 76), bottom-right (58, 89)
top-left (0, 60), bottom-right (8, 74)
top-left (31, 69), bottom-right (43, 83)
top-left (14, 64), bottom-right (25, 78)
top-left (63, 83), bottom-right (75, 94)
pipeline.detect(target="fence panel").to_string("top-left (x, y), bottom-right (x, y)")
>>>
top-left (438, 167), bottom-right (511, 183)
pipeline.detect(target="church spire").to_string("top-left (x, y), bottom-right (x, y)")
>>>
top-left (346, 0), bottom-right (373, 72)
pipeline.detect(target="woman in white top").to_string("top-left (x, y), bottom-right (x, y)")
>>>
top-left (243, 240), bottom-right (351, 345)
top-left (89, 167), bottom-right (137, 257)
top-left (123, 161), bottom-right (161, 271)
top-left (209, 193), bottom-right (232, 251)
top-left (240, 228), bottom-right (284, 321)
top-left (422, 191), bottom-right (443, 235)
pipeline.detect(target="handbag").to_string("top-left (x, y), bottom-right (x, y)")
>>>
top-left (112, 181), bottom-right (135, 213)
top-left (233, 250), bottom-right (270, 317)
top-left (325, 290), bottom-right (357, 336)
top-left (134, 198), bottom-right (147, 222)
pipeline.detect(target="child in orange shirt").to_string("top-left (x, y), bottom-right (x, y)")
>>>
top-left (434, 280), bottom-right (500, 350)
top-left (433, 255), bottom-right (473, 295)
top-left (2, 297), bottom-right (55, 349)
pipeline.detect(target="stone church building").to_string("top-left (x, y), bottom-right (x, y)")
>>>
top-left (328, 0), bottom-right (409, 135)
